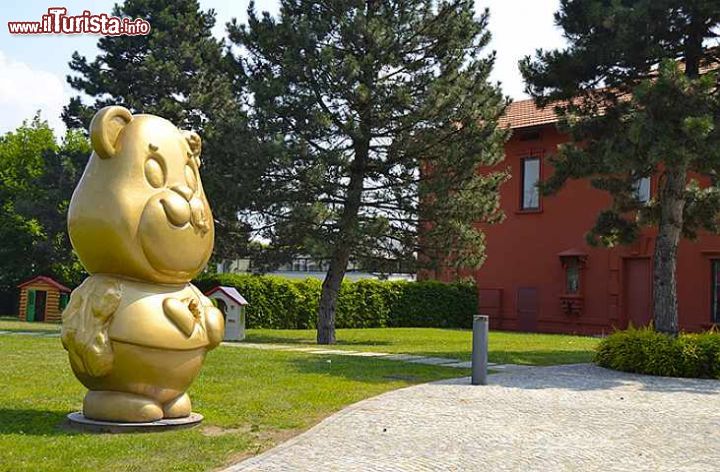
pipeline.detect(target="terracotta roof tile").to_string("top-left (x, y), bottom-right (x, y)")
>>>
top-left (499, 98), bottom-right (558, 130)
top-left (501, 59), bottom-right (719, 130)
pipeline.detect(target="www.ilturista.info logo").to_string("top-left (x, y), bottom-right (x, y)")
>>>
top-left (8, 8), bottom-right (151, 36)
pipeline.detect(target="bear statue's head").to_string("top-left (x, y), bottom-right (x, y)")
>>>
top-left (68, 106), bottom-right (214, 285)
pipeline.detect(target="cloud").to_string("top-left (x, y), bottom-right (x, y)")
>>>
top-left (207, 0), bottom-right (565, 100)
top-left (483, 0), bottom-right (566, 100)
top-left (0, 50), bottom-right (69, 136)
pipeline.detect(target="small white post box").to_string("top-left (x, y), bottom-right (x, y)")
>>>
top-left (205, 286), bottom-right (249, 341)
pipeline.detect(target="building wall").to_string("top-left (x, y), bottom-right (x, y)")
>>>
top-left (439, 125), bottom-right (720, 334)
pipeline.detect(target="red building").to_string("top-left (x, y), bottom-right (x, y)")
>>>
top-left (438, 99), bottom-right (720, 335)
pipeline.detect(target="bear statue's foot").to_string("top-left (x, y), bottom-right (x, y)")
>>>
top-left (163, 393), bottom-right (192, 419)
top-left (83, 390), bottom-right (163, 423)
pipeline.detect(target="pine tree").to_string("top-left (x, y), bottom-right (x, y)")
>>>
top-left (231, 0), bottom-right (509, 344)
top-left (521, 0), bottom-right (720, 334)
top-left (63, 0), bottom-right (261, 261)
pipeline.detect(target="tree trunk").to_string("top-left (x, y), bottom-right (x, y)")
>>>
top-left (317, 248), bottom-right (352, 344)
top-left (316, 139), bottom-right (369, 344)
top-left (317, 4), bottom-right (375, 344)
top-left (651, 27), bottom-right (701, 335)
top-left (652, 166), bottom-right (686, 335)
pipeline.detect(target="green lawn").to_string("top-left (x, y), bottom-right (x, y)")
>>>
top-left (0, 315), bottom-right (60, 333)
top-left (245, 327), bottom-right (600, 365)
top-left (0, 319), bottom-right (597, 469)
top-left (0, 315), bottom-right (600, 365)
top-left (0, 333), bottom-right (466, 472)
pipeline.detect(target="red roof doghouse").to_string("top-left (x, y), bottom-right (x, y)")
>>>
top-left (17, 276), bottom-right (71, 323)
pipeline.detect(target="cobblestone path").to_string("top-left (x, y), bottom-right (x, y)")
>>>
top-left (226, 364), bottom-right (720, 472)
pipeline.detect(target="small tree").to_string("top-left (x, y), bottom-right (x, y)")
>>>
top-left (521, 0), bottom-right (720, 334)
top-left (231, 0), bottom-right (509, 343)
top-left (63, 0), bottom-right (262, 262)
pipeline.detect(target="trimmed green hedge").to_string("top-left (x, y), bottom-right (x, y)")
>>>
top-left (595, 326), bottom-right (720, 379)
top-left (194, 274), bottom-right (477, 330)
top-left (388, 280), bottom-right (477, 328)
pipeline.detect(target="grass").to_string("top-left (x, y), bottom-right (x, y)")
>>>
top-left (245, 327), bottom-right (600, 365)
top-left (0, 315), bottom-right (60, 334)
top-left (0, 315), bottom-right (600, 365)
top-left (0, 316), bottom-right (599, 365)
top-left (0, 332), bottom-right (466, 472)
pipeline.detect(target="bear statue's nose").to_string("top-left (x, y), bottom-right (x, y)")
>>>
top-left (172, 185), bottom-right (193, 202)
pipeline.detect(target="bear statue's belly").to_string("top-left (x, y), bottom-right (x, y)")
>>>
top-left (75, 342), bottom-right (206, 403)
top-left (107, 279), bottom-right (210, 351)
top-left (71, 278), bottom-right (211, 402)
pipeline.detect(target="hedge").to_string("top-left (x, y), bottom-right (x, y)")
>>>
top-left (594, 326), bottom-right (720, 379)
top-left (194, 273), bottom-right (477, 330)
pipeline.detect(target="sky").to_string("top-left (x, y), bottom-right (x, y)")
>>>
top-left (0, 1), bottom-right (566, 135)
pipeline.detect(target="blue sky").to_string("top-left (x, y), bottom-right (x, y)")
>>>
top-left (0, 1), bottom-right (565, 135)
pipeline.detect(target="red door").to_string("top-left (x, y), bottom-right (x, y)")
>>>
top-left (517, 287), bottom-right (538, 332)
top-left (624, 258), bottom-right (652, 328)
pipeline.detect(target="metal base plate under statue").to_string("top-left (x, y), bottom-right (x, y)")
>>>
top-left (67, 411), bottom-right (203, 434)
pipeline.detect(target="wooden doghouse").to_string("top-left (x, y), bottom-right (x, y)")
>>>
top-left (17, 276), bottom-right (71, 323)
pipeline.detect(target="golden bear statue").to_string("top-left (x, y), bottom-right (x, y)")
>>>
top-left (61, 106), bottom-right (224, 423)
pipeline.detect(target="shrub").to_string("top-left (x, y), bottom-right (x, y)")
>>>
top-left (336, 279), bottom-right (401, 329)
top-left (389, 279), bottom-right (477, 329)
top-left (195, 274), bottom-right (320, 329)
top-left (595, 326), bottom-right (720, 379)
top-left (195, 273), bottom-right (477, 329)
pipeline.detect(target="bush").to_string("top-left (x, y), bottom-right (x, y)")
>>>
top-left (336, 279), bottom-right (400, 329)
top-left (195, 274), bottom-right (320, 329)
top-left (389, 280), bottom-right (478, 329)
top-left (194, 273), bottom-right (477, 329)
top-left (595, 326), bottom-right (720, 379)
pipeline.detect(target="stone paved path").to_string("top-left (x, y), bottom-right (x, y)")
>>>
top-left (0, 330), bottom-right (59, 337)
top-left (2, 330), bottom-right (523, 370)
top-left (221, 341), bottom-right (524, 370)
top-left (225, 364), bottom-right (720, 472)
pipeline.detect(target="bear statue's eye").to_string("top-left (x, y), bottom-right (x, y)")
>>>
top-left (145, 158), bottom-right (165, 188)
top-left (185, 164), bottom-right (198, 193)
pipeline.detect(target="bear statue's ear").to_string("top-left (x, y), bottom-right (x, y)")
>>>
top-left (89, 106), bottom-right (133, 160)
top-left (183, 130), bottom-right (202, 167)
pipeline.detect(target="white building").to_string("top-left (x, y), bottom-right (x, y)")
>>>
top-left (216, 256), bottom-right (415, 281)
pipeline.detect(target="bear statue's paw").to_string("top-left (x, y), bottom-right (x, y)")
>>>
top-left (83, 391), bottom-right (163, 423)
top-left (163, 393), bottom-right (192, 419)
top-left (205, 306), bottom-right (225, 349)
